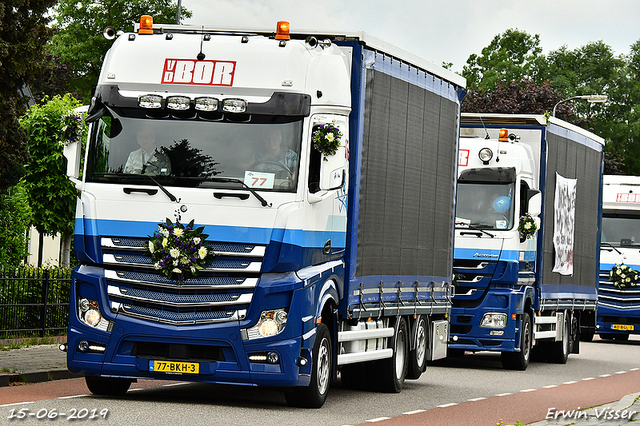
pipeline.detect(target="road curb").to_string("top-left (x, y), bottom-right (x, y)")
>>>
top-left (0, 369), bottom-right (83, 387)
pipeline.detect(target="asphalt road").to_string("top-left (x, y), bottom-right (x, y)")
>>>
top-left (1, 335), bottom-right (639, 426)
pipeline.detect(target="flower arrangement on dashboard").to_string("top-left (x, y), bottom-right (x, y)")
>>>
top-left (312, 121), bottom-right (343, 160)
top-left (518, 213), bottom-right (538, 240)
top-left (147, 218), bottom-right (213, 281)
top-left (609, 263), bottom-right (640, 289)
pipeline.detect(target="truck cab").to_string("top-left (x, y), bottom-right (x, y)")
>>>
top-left (597, 175), bottom-right (640, 340)
top-left (452, 127), bottom-right (541, 369)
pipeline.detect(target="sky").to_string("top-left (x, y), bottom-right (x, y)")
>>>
top-left (181, 0), bottom-right (640, 75)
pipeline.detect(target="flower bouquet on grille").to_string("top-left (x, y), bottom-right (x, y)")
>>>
top-left (609, 263), bottom-right (640, 289)
top-left (518, 213), bottom-right (538, 240)
top-left (147, 218), bottom-right (213, 281)
top-left (312, 121), bottom-right (343, 160)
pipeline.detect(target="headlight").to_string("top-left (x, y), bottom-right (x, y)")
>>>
top-left (478, 148), bottom-right (493, 163)
top-left (243, 309), bottom-right (288, 340)
top-left (77, 297), bottom-right (112, 332)
top-left (480, 312), bottom-right (507, 328)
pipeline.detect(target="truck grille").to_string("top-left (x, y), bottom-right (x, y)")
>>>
top-left (102, 237), bottom-right (263, 325)
top-left (598, 271), bottom-right (640, 310)
top-left (452, 259), bottom-right (496, 308)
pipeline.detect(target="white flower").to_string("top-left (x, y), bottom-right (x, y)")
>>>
top-left (161, 228), bottom-right (170, 238)
top-left (181, 257), bottom-right (189, 265)
top-left (172, 268), bottom-right (182, 274)
top-left (154, 262), bottom-right (161, 270)
top-left (173, 228), bottom-right (184, 238)
top-left (148, 241), bottom-right (155, 253)
top-left (191, 266), bottom-right (197, 273)
top-left (198, 246), bottom-right (208, 260)
top-left (524, 223), bottom-right (531, 230)
top-left (326, 133), bottom-right (335, 142)
top-left (162, 238), bottom-right (169, 247)
top-left (169, 248), bottom-right (180, 258)
top-left (193, 237), bottom-right (201, 245)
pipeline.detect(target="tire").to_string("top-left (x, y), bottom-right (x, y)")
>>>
top-left (85, 376), bottom-right (132, 396)
top-left (376, 317), bottom-right (409, 393)
top-left (406, 315), bottom-right (428, 380)
top-left (501, 312), bottom-right (532, 370)
top-left (285, 323), bottom-right (332, 408)
top-left (549, 312), bottom-right (571, 364)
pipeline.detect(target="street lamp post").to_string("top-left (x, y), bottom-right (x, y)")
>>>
top-left (552, 94), bottom-right (608, 117)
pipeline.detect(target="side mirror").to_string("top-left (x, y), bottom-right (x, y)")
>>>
top-left (528, 191), bottom-right (542, 217)
top-left (319, 145), bottom-right (346, 191)
top-left (64, 141), bottom-right (81, 179)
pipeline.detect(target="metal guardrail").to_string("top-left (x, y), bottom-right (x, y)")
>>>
top-left (0, 268), bottom-right (71, 338)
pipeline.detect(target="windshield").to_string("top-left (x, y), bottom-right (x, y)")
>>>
top-left (601, 213), bottom-right (640, 246)
top-left (455, 182), bottom-right (515, 230)
top-left (85, 107), bottom-right (303, 192)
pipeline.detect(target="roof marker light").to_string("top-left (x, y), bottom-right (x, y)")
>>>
top-left (139, 94), bottom-right (163, 109)
top-left (166, 96), bottom-right (191, 111)
top-left (222, 99), bottom-right (247, 113)
top-left (498, 129), bottom-right (509, 141)
top-left (139, 15), bottom-right (153, 35)
top-left (275, 21), bottom-right (290, 40)
top-left (195, 97), bottom-right (219, 112)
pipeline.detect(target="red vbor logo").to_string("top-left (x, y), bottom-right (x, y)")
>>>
top-left (616, 193), bottom-right (640, 203)
top-left (458, 149), bottom-right (470, 166)
top-left (161, 59), bottom-right (236, 86)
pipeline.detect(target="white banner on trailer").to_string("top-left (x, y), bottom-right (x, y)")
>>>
top-left (552, 173), bottom-right (577, 276)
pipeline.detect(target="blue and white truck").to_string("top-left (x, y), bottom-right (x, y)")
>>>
top-left (62, 17), bottom-right (465, 407)
top-left (596, 175), bottom-right (640, 341)
top-left (450, 113), bottom-right (603, 370)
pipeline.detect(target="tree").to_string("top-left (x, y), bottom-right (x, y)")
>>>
top-left (462, 29), bottom-right (543, 90)
top-left (0, 181), bottom-right (32, 271)
top-left (49, 0), bottom-right (192, 101)
top-left (0, 0), bottom-right (57, 193)
top-left (463, 79), bottom-right (565, 115)
top-left (20, 94), bottom-right (86, 267)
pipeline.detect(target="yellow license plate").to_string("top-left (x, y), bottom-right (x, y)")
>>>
top-left (149, 360), bottom-right (199, 374)
top-left (612, 324), bottom-right (634, 331)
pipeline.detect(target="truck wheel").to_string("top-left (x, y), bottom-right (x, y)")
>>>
top-left (550, 312), bottom-right (570, 364)
top-left (285, 323), bottom-right (332, 408)
top-left (501, 312), bottom-right (532, 370)
top-left (377, 317), bottom-right (409, 393)
top-left (85, 376), bottom-right (132, 396)
top-left (406, 315), bottom-right (428, 379)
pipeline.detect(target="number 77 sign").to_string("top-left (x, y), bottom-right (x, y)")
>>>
top-left (244, 171), bottom-right (275, 189)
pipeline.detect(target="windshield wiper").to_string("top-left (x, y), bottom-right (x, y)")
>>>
top-left (97, 172), bottom-right (178, 202)
top-left (601, 242), bottom-right (623, 255)
top-left (142, 174), bottom-right (178, 202)
top-left (458, 224), bottom-right (495, 238)
top-left (195, 177), bottom-right (272, 207)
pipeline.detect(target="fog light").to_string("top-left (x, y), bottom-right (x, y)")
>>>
top-left (298, 357), bottom-right (308, 366)
top-left (267, 352), bottom-right (279, 364)
top-left (490, 330), bottom-right (505, 336)
top-left (78, 340), bottom-right (89, 352)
